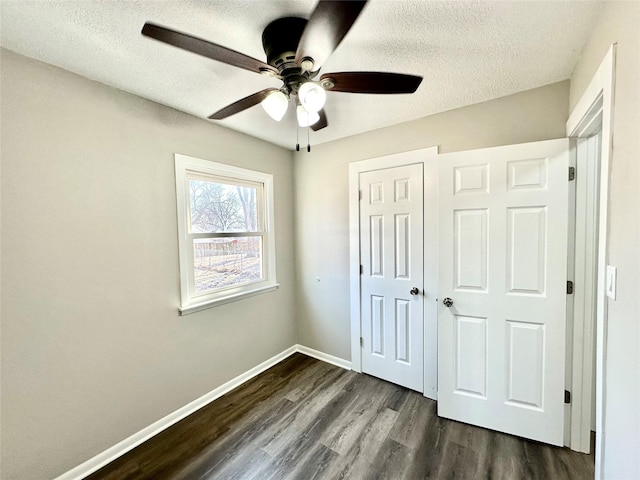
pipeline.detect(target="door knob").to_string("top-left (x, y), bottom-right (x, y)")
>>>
top-left (443, 297), bottom-right (453, 307)
top-left (410, 287), bottom-right (420, 295)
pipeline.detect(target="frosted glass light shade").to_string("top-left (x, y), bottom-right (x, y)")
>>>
top-left (296, 105), bottom-right (320, 127)
top-left (261, 91), bottom-right (288, 121)
top-left (298, 82), bottom-right (326, 113)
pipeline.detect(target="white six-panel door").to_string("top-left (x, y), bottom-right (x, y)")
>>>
top-left (437, 139), bottom-right (569, 446)
top-left (360, 164), bottom-right (424, 392)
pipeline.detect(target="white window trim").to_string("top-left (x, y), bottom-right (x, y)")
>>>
top-left (174, 153), bottom-right (278, 315)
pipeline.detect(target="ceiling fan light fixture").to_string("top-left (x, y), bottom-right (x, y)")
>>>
top-left (296, 104), bottom-right (320, 127)
top-left (300, 57), bottom-right (315, 72)
top-left (261, 90), bottom-right (289, 121)
top-left (298, 81), bottom-right (326, 113)
top-left (320, 78), bottom-right (335, 90)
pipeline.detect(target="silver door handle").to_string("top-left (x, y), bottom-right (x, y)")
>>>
top-left (443, 297), bottom-right (453, 307)
top-left (410, 287), bottom-right (420, 295)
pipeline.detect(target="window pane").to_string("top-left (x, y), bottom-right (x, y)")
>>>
top-left (189, 179), bottom-right (259, 233)
top-left (193, 237), bottom-right (263, 292)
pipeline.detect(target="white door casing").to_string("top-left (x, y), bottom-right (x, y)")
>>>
top-left (567, 45), bottom-right (615, 475)
top-left (360, 164), bottom-right (424, 392)
top-left (437, 139), bottom-right (570, 446)
top-left (349, 147), bottom-right (439, 399)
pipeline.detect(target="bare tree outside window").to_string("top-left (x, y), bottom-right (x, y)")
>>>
top-left (188, 178), bottom-right (262, 292)
top-left (236, 186), bottom-right (257, 232)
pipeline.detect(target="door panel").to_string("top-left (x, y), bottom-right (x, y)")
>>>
top-left (454, 209), bottom-right (488, 291)
top-left (506, 320), bottom-right (544, 408)
top-left (438, 139), bottom-right (569, 446)
top-left (455, 314), bottom-right (487, 397)
top-left (507, 206), bottom-right (547, 294)
top-left (360, 164), bottom-right (424, 392)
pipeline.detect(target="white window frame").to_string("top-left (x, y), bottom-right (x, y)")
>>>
top-left (175, 153), bottom-right (278, 315)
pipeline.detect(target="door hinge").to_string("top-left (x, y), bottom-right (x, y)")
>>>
top-left (567, 280), bottom-right (574, 294)
top-left (565, 390), bottom-right (571, 404)
top-left (360, 336), bottom-right (364, 347)
top-left (359, 190), bottom-right (363, 200)
top-left (569, 166), bottom-right (576, 181)
top-left (360, 265), bottom-right (363, 275)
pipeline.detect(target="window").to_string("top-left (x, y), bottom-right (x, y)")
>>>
top-left (175, 154), bottom-right (277, 314)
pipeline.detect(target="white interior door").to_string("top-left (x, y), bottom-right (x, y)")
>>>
top-left (360, 164), bottom-right (424, 392)
top-left (437, 139), bottom-right (569, 446)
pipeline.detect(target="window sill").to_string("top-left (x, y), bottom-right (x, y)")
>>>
top-left (179, 284), bottom-right (279, 316)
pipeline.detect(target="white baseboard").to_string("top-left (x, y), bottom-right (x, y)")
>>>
top-left (54, 345), bottom-right (297, 480)
top-left (295, 344), bottom-right (352, 370)
top-left (55, 344), bottom-right (350, 480)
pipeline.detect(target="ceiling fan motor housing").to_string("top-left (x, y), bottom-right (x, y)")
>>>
top-left (262, 17), bottom-right (307, 69)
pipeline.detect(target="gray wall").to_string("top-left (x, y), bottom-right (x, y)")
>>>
top-left (0, 49), bottom-right (296, 480)
top-left (293, 81), bottom-right (570, 360)
top-left (569, 2), bottom-right (640, 478)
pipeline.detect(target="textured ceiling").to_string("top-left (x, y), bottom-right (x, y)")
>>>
top-left (0, 0), bottom-right (602, 150)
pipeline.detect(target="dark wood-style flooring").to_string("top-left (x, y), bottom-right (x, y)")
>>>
top-left (87, 353), bottom-right (594, 480)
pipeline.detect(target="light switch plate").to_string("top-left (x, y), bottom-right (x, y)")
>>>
top-left (606, 265), bottom-right (617, 300)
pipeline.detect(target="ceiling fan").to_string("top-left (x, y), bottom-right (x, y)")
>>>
top-left (141, 0), bottom-right (422, 136)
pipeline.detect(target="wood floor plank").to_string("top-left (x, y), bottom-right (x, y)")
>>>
top-left (199, 446), bottom-right (272, 480)
top-left (86, 354), bottom-right (594, 480)
top-left (368, 438), bottom-right (414, 479)
top-left (325, 407), bottom-right (399, 479)
top-left (283, 358), bottom-right (337, 403)
top-left (166, 397), bottom-right (293, 480)
top-left (388, 391), bottom-right (436, 450)
top-left (281, 443), bottom-right (339, 480)
top-left (319, 376), bottom-right (394, 455)
top-left (260, 366), bottom-right (351, 457)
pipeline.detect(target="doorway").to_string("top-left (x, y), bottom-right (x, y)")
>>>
top-left (348, 147), bottom-right (439, 398)
top-left (359, 163), bottom-right (424, 391)
top-left (566, 45), bottom-right (615, 478)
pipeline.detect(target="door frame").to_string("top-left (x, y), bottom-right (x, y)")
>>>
top-left (349, 146), bottom-right (439, 399)
top-left (566, 44), bottom-right (616, 476)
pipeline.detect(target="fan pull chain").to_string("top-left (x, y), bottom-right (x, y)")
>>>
top-left (296, 124), bottom-right (300, 152)
top-left (307, 125), bottom-right (311, 152)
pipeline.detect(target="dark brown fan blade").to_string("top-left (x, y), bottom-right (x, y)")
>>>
top-left (320, 72), bottom-right (422, 94)
top-left (142, 23), bottom-right (278, 76)
top-left (209, 88), bottom-right (279, 120)
top-left (311, 109), bottom-right (328, 131)
top-left (295, 0), bottom-right (368, 68)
